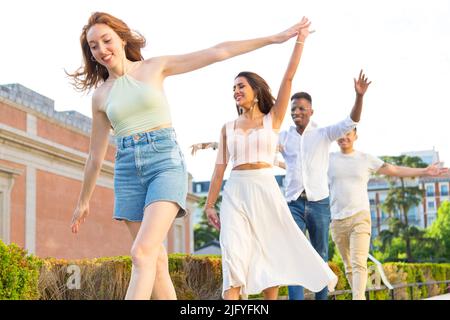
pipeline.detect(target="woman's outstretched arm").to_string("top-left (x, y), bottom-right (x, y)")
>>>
top-left (154, 18), bottom-right (309, 77)
top-left (271, 16), bottom-right (313, 129)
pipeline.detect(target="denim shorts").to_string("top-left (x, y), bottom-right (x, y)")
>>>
top-left (113, 128), bottom-right (188, 221)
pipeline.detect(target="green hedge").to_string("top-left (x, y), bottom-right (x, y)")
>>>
top-left (1, 240), bottom-right (449, 300)
top-left (0, 240), bottom-right (42, 299)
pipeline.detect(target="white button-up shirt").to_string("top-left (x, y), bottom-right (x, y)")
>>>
top-left (279, 116), bottom-right (358, 202)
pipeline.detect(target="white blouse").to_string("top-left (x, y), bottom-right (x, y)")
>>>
top-left (216, 113), bottom-right (279, 168)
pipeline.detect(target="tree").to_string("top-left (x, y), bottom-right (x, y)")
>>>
top-left (373, 219), bottom-right (406, 262)
top-left (373, 209), bottom-right (447, 263)
top-left (427, 201), bottom-right (450, 261)
top-left (193, 196), bottom-right (221, 250)
top-left (380, 155), bottom-right (427, 262)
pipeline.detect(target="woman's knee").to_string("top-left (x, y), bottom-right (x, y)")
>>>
top-left (155, 248), bottom-right (170, 273)
top-left (130, 243), bottom-right (159, 268)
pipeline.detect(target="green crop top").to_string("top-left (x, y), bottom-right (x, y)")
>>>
top-left (105, 74), bottom-right (172, 137)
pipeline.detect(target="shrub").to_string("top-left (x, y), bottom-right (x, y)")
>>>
top-left (0, 240), bottom-right (42, 300)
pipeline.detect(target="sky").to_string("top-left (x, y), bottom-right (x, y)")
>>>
top-left (1, 0), bottom-right (449, 181)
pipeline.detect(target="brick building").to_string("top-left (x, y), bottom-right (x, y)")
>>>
top-left (368, 150), bottom-right (450, 236)
top-left (0, 83), bottom-right (199, 259)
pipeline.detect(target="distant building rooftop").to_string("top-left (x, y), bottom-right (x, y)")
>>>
top-left (0, 83), bottom-right (92, 134)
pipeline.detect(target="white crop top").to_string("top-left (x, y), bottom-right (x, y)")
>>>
top-left (215, 113), bottom-right (279, 168)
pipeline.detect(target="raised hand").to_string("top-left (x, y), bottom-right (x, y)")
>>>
top-left (354, 69), bottom-right (372, 96)
top-left (273, 16), bottom-right (312, 44)
top-left (297, 16), bottom-right (314, 40)
top-left (425, 162), bottom-right (449, 176)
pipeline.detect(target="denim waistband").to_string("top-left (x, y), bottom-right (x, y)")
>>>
top-left (115, 127), bottom-right (176, 149)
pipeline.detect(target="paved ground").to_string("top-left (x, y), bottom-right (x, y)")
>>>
top-left (423, 293), bottom-right (450, 300)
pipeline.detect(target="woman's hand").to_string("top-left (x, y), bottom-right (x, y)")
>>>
top-left (205, 207), bottom-right (221, 230)
top-left (425, 162), bottom-right (449, 176)
top-left (71, 202), bottom-right (89, 234)
top-left (297, 17), bottom-right (313, 41)
top-left (190, 142), bottom-right (219, 156)
top-left (273, 16), bottom-right (311, 44)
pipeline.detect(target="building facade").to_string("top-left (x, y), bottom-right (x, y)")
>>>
top-left (368, 150), bottom-right (449, 237)
top-left (0, 83), bottom-right (198, 259)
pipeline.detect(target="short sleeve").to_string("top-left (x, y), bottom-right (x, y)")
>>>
top-left (367, 153), bottom-right (384, 173)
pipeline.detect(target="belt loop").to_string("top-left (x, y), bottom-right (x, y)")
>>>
top-left (145, 132), bottom-right (151, 144)
top-left (121, 137), bottom-right (126, 149)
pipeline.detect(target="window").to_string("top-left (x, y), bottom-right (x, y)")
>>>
top-left (440, 184), bottom-right (449, 197)
top-left (426, 185), bottom-right (435, 197)
top-left (408, 208), bottom-right (419, 223)
top-left (0, 169), bottom-right (21, 244)
top-left (427, 213), bottom-right (437, 226)
top-left (427, 201), bottom-right (435, 210)
top-left (421, 156), bottom-right (433, 165)
top-left (195, 184), bottom-right (202, 193)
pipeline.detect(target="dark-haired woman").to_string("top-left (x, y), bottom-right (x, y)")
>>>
top-left (204, 17), bottom-right (337, 300)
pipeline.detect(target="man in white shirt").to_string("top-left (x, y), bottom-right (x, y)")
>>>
top-left (278, 70), bottom-right (371, 300)
top-left (329, 128), bottom-right (448, 300)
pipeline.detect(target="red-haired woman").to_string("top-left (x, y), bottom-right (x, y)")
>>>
top-left (69, 12), bottom-right (308, 300)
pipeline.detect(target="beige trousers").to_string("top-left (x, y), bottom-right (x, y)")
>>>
top-left (330, 211), bottom-right (371, 300)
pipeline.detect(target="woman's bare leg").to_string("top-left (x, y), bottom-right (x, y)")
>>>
top-left (124, 220), bottom-right (176, 299)
top-left (124, 201), bottom-right (178, 300)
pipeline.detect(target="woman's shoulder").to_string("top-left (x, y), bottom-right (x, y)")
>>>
top-left (141, 57), bottom-right (166, 71)
top-left (221, 118), bottom-right (239, 134)
top-left (91, 81), bottom-right (113, 112)
top-left (222, 120), bottom-right (232, 132)
top-left (133, 58), bottom-right (167, 84)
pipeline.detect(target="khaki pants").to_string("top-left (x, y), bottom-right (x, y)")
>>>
top-left (330, 211), bottom-right (371, 300)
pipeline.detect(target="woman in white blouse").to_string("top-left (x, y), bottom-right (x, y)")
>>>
top-left (203, 17), bottom-right (338, 300)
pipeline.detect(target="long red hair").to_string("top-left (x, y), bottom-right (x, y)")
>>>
top-left (67, 12), bottom-right (146, 92)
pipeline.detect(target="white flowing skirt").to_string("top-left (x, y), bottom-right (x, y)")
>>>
top-left (220, 168), bottom-right (338, 298)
